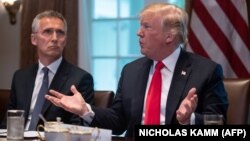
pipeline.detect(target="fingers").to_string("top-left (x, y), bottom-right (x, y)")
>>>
top-left (45, 94), bottom-right (62, 107)
top-left (176, 110), bottom-right (182, 120)
top-left (176, 109), bottom-right (190, 125)
top-left (70, 85), bottom-right (78, 95)
top-left (186, 87), bottom-right (198, 111)
top-left (45, 89), bottom-right (65, 107)
top-left (177, 102), bottom-right (191, 117)
top-left (176, 88), bottom-right (198, 124)
top-left (190, 95), bottom-right (198, 111)
top-left (187, 88), bottom-right (196, 100)
top-left (48, 89), bottom-right (64, 99)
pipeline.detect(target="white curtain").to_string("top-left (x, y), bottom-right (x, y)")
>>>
top-left (78, 0), bottom-right (92, 72)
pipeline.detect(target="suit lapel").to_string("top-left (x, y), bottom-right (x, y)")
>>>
top-left (41, 59), bottom-right (69, 114)
top-left (133, 59), bottom-right (152, 125)
top-left (24, 65), bottom-right (38, 120)
top-left (165, 50), bottom-right (192, 124)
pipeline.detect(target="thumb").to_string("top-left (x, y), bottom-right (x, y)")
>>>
top-left (187, 87), bottom-right (196, 99)
top-left (70, 85), bottom-right (79, 95)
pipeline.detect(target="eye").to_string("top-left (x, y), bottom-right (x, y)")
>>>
top-left (56, 30), bottom-right (66, 37)
top-left (42, 29), bottom-right (53, 36)
top-left (39, 29), bottom-right (66, 38)
top-left (141, 23), bottom-right (151, 30)
top-left (144, 25), bottom-right (150, 28)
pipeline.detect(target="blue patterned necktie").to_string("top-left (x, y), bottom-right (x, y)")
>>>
top-left (28, 67), bottom-right (49, 130)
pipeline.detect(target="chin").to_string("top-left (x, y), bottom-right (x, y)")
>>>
top-left (140, 48), bottom-right (148, 56)
top-left (48, 52), bottom-right (61, 57)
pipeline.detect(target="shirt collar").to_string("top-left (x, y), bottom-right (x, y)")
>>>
top-left (38, 57), bottom-right (62, 74)
top-left (153, 46), bottom-right (181, 72)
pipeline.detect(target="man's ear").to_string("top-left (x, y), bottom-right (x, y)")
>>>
top-left (165, 32), bottom-right (174, 44)
top-left (31, 34), bottom-right (37, 46)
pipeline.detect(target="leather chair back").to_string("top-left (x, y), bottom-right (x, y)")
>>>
top-left (223, 79), bottom-right (250, 124)
top-left (0, 90), bottom-right (115, 121)
top-left (94, 90), bottom-right (114, 108)
top-left (0, 89), bottom-right (10, 122)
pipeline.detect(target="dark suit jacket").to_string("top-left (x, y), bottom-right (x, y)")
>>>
top-left (1, 59), bottom-right (94, 129)
top-left (91, 49), bottom-right (228, 137)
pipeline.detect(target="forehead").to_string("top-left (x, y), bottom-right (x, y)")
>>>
top-left (38, 17), bottom-right (65, 30)
top-left (140, 12), bottom-right (161, 23)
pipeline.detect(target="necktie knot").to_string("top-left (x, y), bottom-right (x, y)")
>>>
top-left (42, 67), bottom-right (49, 74)
top-left (155, 61), bottom-right (165, 71)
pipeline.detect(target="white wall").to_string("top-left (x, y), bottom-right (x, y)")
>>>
top-left (0, 3), bottom-right (21, 89)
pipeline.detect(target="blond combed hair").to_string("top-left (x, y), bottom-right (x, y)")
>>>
top-left (139, 3), bottom-right (188, 46)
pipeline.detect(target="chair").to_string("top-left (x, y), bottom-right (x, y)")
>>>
top-left (0, 89), bottom-right (10, 122)
top-left (223, 79), bottom-right (250, 124)
top-left (94, 90), bottom-right (114, 108)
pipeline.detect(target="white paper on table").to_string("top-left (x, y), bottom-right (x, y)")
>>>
top-left (62, 124), bottom-right (112, 141)
top-left (0, 129), bottom-right (44, 138)
top-left (0, 129), bottom-right (7, 136)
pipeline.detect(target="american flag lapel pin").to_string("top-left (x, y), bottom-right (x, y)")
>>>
top-left (181, 70), bottom-right (186, 76)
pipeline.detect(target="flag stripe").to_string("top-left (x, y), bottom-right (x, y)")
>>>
top-left (194, 0), bottom-right (249, 77)
top-left (216, 0), bottom-right (250, 51)
top-left (202, 0), bottom-right (250, 72)
top-left (188, 12), bottom-right (237, 78)
top-left (187, 29), bottom-right (209, 58)
top-left (231, 0), bottom-right (249, 24)
top-left (188, 0), bottom-right (250, 78)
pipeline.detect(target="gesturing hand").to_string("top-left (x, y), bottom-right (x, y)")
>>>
top-left (176, 88), bottom-right (198, 125)
top-left (45, 85), bottom-right (88, 116)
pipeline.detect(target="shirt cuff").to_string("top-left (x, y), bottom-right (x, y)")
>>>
top-left (80, 103), bottom-right (95, 125)
top-left (190, 113), bottom-right (195, 125)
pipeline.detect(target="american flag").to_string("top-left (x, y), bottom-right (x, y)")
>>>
top-left (187, 0), bottom-right (250, 78)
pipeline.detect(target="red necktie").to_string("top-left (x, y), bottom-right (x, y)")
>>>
top-left (144, 61), bottom-right (165, 125)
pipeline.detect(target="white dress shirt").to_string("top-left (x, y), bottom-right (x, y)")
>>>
top-left (25, 57), bottom-right (62, 130)
top-left (141, 47), bottom-right (180, 125)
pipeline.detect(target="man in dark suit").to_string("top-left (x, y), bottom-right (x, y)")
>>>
top-left (0, 10), bottom-right (94, 130)
top-left (45, 3), bottom-right (228, 137)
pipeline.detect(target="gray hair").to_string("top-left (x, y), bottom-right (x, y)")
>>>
top-left (139, 3), bottom-right (188, 45)
top-left (31, 10), bottom-right (67, 33)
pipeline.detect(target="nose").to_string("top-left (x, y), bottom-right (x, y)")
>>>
top-left (137, 27), bottom-right (143, 37)
top-left (51, 31), bottom-right (58, 40)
